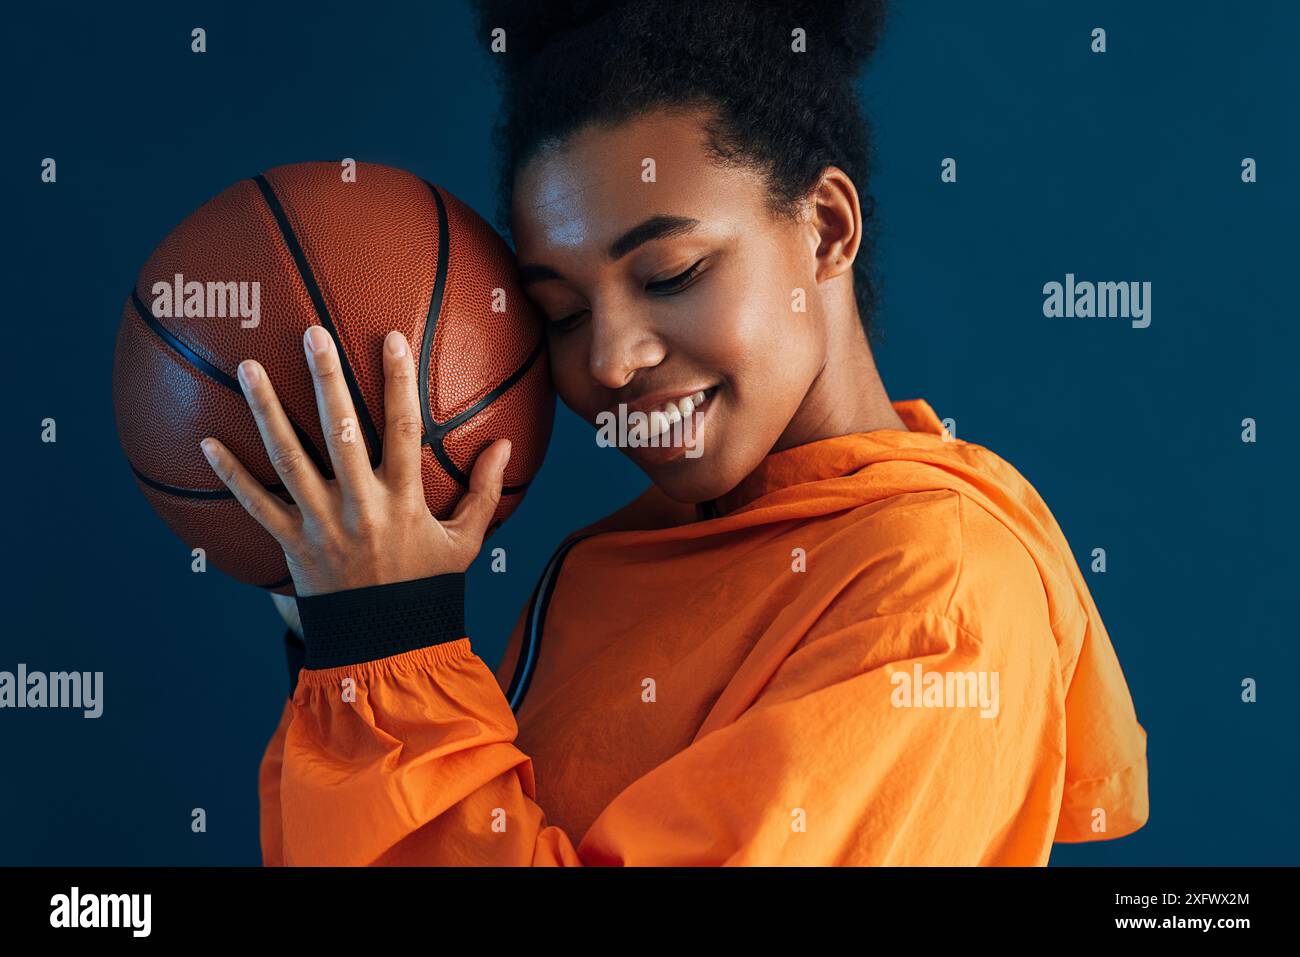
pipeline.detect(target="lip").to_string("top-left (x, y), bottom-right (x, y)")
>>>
top-left (609, 384), bottom-right (720, 419)
top-left (622, 385), bottom-right (718, 466)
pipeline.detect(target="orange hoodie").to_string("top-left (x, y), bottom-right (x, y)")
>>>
top-left (257, 398), bottom-right (1149, 865)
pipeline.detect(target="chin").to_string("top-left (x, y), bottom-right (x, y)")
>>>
top-left (637, 448), bottom-right (746, 505)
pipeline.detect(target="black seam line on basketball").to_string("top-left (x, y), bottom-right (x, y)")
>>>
top-left (427, 437), bottom-right (471, 489)
top-left (507, 533), bottom-right (596, 714)
top-left (130, 465), bottom-right (233, 498)
top-left (129, 463), bottom-right (290, 500)
top-left (127, 291), bottom-right (333, 478)
top-left (422, 438), bottom-right (531, 496)
top-left (414, 179), bottom-right (467, 493)
top-left (426, 338), bottom-right (546, 440)
top-left (251, 174), bottom-right (382, 466)
top-left (413, 177), bottom-right (543, 496)
top-left (421, 334), bottom-right (545, 489)
top-left (417, 180), bottom-right (450, 444)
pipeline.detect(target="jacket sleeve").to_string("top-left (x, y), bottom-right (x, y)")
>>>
top-left (257, 628), bottom-right (305, 867)
top-left (259, 569), bottom-right (1122, 866)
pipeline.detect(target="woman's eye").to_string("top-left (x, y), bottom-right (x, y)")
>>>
top-left (647, 258), bottom-right (706, 294)
top-left (547, 258), bottom-right (707, 331)
top-left (550, 309), bottom-right (589, 333)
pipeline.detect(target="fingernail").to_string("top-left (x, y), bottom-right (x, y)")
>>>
top-left (237, 360), bottom-right (261, 388)
top-left (500, 439), bottom-right (512, 469)
top-left (199, 438), bottom-right (216, 462)
top-left (305, 326), bottom-right (330, 354)
top-left (386, 330), bottom-right (407, 358)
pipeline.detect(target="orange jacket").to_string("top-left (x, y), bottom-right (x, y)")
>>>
top-left (258, 398), bottom-right (1149, 865)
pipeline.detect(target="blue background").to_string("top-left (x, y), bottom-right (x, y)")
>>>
top-left (4, 0), bottom-right (1296, 864)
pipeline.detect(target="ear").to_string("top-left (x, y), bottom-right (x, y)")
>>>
top-left (807, 166), bottom-right (863, 284)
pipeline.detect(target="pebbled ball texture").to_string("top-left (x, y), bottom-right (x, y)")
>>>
top-left (112, 161), bottom-right (554, 593)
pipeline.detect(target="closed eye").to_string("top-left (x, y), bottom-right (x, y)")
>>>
top-left (549, 309), bottom-right (589, 333)
top-left (647, 258), bottom-right (707, 294)
top-left (548, 257), bottom-right (709, 333)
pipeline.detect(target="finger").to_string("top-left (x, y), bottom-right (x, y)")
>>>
top-left (237, 359), bottom-right (327, 508)
top-left (446, 438), bottom-right (512, 544)
top-left (302, 325), bottom-right (374, 493)
top-left (200, 437), bottom-right (299, 543)
top-left (378, 330), bottom-right (424, 494)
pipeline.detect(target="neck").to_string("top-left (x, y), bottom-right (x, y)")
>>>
top-left (772, 320), bottom-right (906, 454)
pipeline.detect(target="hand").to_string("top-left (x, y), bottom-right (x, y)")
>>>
top-left (198, 325), bottom-right (512, 597)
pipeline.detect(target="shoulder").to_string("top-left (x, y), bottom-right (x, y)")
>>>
top-left (945, 492), bottom-right (1052, 640)
top-left (822, 486), bottom-right (1049, 642)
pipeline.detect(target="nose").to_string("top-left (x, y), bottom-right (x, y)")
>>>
top-left (587, 303), bottom-right (666, 390)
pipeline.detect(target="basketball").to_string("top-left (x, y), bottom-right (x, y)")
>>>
top-left (111, 161), bottom-right (554, 594)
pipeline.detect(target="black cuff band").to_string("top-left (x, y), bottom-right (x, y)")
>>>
top-left (297, 573), bottom-right (467, 669)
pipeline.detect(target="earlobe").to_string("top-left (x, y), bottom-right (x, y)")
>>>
top-left (816, 247), bottom-right (854, 283)
top-left (818, 257), bottom-right (853, 285)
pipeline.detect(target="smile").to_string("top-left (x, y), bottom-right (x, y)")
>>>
top-left (644, 387), bottom-right (716, 438)
top-left (593, 386), bottom-right (719, 463)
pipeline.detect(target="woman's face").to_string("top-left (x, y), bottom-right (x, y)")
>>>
top-left (510, 106), bottom-right (848, 503)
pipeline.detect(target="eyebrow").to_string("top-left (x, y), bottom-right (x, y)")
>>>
top-left (516, 214), bottom-right (702, 287)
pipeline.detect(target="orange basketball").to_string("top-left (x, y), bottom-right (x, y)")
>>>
top-left (111, 161), bottom-right (553, 594)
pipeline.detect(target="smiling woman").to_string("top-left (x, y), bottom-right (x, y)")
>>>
top-left (510, 107), bottom-right (907, 501)
top-left (252, 0), bottom-right (1150, 866)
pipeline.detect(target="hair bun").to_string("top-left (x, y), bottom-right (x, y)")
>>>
top-left (474, 0), bottom-right (887, 82)
top-left (474, 0), bottom-right (636, 79)
top-left (784, 0), bottom-right (887, 71)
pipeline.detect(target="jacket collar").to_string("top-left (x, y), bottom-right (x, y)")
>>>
top-left (695, 399), bottom-right (947, 520)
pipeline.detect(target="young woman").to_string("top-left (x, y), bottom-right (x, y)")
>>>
top-left (201, 0), bottom-right (1149, 865)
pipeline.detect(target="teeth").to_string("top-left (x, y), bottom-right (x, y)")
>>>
top-left (676, 391), bottom-right (706, 416)
top-left (641, 388), bottom-right (710, 437)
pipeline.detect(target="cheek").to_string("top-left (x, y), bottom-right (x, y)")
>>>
top-left (696, 258), bottom-right (822, 393)
top-left (545, 335), bottom-right (597, 418)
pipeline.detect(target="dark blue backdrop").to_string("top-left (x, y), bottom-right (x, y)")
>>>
top-left (4, 0), bottom-right (1296, 865)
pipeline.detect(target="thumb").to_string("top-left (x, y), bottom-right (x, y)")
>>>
top-left (447, 438), bottom-right (512, 546)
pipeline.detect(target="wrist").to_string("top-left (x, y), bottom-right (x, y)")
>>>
top-left (296, 573), bottom-right (467, 669)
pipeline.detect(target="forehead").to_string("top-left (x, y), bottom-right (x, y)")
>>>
top-left (510, 108), bottom-right (763, 257)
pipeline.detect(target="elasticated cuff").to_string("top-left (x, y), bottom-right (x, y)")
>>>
top-left (296, 573), bottom-right (467, 669)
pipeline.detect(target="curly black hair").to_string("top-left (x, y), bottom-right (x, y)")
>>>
top-left (471, 0), bottom-right (889, 341)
